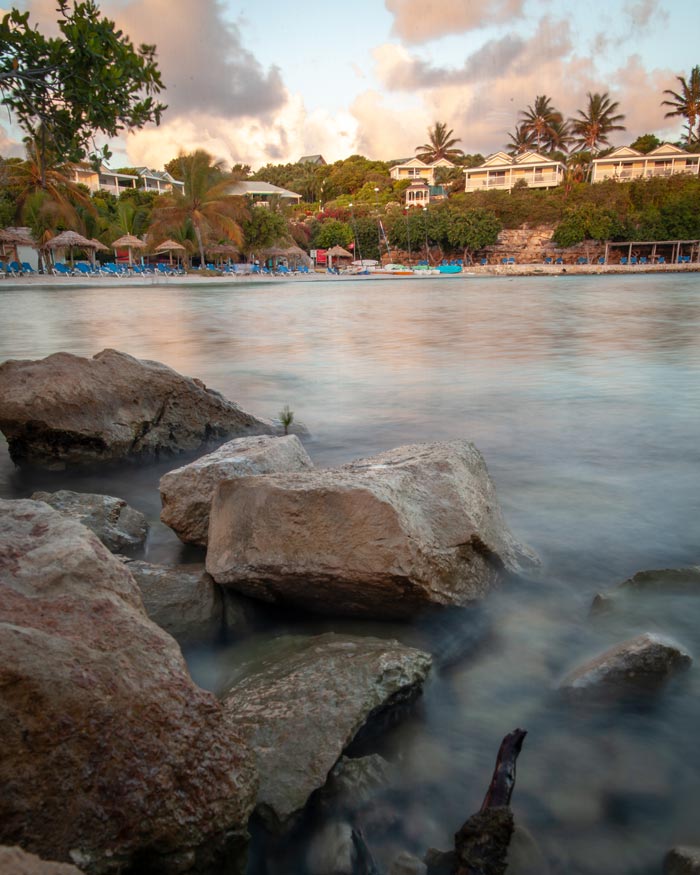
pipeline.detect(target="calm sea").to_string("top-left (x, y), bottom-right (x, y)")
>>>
top-left (1, 274), bottom-right (699, 874)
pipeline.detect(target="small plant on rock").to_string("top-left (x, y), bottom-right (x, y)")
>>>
top-left (279, 404), bottom-right (294, 435)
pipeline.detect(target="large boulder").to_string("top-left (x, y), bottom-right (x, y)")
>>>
top-left (160, 434), bottom-right (313, 546)
top-left (207, 441), bottom-right (537, 619)
top-left (222, 633), bottom-right (431, 831)
top-left (0, 349), bottom-right (280, 468)
top-left (0, 499), bottom-right (257, 874)
top-left (31, 490), bottom-right (148, 553)
top-left (559, 633), bottom-right (692, 699)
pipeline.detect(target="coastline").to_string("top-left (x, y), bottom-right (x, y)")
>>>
top-left (1, 261), bottom-right (699, 290)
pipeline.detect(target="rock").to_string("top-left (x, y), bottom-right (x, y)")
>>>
top-left (664, 846), bottom-right (700, 874)
top-left (306, 821), bottom-right (355, 875)
top-left (222, 633), bottom-right (431, 830)
top-left (120, 559), bottom-right (225, 645)
top-left (207, 441), bottom-right (537, 619)
top-left (390, 851), bottom-right (428, 875)
top-left (455, 807), bottom-right (514, 875)
top-left (0, 846), bottom-right (84, 874)
top-left (160, 434), bottom-right (313, 546)
top-left (0, 349), bottom-right (281, 468)
top-left (559, 633), bottom-right (692, 699)
top-left (322, 754), bottom-right (395, 814)
top-left (0, 499), bottom-right (257, 873)
top-left (591, 567), bottom-right (700, 614)
top-left (30, 490), bottom-right (148, 553)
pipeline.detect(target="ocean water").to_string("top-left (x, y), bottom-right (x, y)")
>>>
top-left (1, 273), bottom-right (699, 873)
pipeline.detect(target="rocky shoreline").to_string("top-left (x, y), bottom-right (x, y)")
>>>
top-left (1, 350), bottom-right (698, 875)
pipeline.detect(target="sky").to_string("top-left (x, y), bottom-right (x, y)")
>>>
top-left (1, 0), bottom-right (699, 171)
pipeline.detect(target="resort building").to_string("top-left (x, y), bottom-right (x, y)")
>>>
top-left (390, 157), bottom-right (455, 186)
top-left (70, 164), bottom-right (184, 196)
top-left (404, 179), bottom-right (448, 208)
top-left (298, 154), bottom-right (327, 165)
top-left (226, 180), bottom-right (302, 206)
top-left (464, 151), bottom-right (565, 193)
top-left (590, 144), bottom-right (700, 183)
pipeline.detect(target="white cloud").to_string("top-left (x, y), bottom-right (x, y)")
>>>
top-left (385, 0), bottom-right (527, 44)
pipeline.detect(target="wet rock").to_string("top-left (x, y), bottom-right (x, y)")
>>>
top-left (30, 490), bottom-right (148, 553)
top-left (0, 846), bottom-right (85, 874)
top-left (559, 633), bottom-right (692, 699)
top-left (306, 821), bottom-right (354, 875)
top-left (0, 499), bottom-right (257, 873)
top-left (0, 348), bottom-right (280, 468)
top-left (322, 755), bottom-right (395, 814)
top-left (160, 434), bottom-right (313, 546)
top-left (591, 567), bottom-right (700, 614)
top-left (120, 559), bottom-right (224, 645)
top-left (664, 846), bottom-right (700, 874)
top-left (454, 807), bottom-right (514, 875)
top-left (222, 633), bottom-right (431, 831)
top-left (207, 441), bottom-right (538, 620)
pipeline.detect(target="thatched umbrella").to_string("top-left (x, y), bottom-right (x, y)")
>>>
top-left (155, 238), bottom-right (186, 267)
top-left (206, 243), bottom-right (240, 267)
top-left (281, 244), bottom-right (311, 269)
top-left (326, 244), bottom-right (353, 268)
top-left (46, 230), bottom-right (96, 268)
top-left (0, 229), bottom-right (35, 270)
top-left (112, 233), bottom-right (146, 266)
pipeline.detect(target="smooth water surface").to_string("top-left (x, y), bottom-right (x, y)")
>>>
top-left (2, 274), bottom-right (699, 873)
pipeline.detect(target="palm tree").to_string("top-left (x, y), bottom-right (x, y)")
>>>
top-left (661, 66), bottom-right (700, 146)
top-left (519, 95), bottom-right (568, 153)
top-left (569, 92), bottom-right (626, 154)
top-left (149, 150), bottom-right (248, 267)
top-left (415, 122), bottom-right (464, 163)
top-left (506, 123), bottom-right (537, 156)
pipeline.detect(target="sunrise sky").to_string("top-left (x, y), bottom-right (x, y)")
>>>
top-left (2, 0), bottom-right (699, 170)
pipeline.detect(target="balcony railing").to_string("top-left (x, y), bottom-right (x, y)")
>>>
top-left (465, 172), bottom-right (562, 191)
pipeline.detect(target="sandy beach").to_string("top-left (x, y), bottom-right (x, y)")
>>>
top-left (1, 260), bottom-right (699, 290)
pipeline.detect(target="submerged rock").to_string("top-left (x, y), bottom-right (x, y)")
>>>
top-left (664, 846), bottom-right (700, 874)
top-left (559, 632), bottom-right (692, 699)
top-left (160, 434), bottom-right (313, 546)
top-left (31, 490), bottom-right (148, 553)
top-left (591, 567), bottom-right (700, 614)
top-left (321, 754), bottom-right (396, 814)
top-left (0, 846), bottom-right (84, 874)
top-left (207, 441), bottom-right (537, 619)
top-left (0, 348), bottom-right (280, 468)
top-left (0, 499), bottom-right (257, 873)
top-left (222, 633), bottom-right (431, 831)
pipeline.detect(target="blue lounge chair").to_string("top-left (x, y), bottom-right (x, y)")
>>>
top-left (8, 261), bottom-right (24, 275)
top-left (74, 262), bottom-right (101, 277)
top-left (577, 257), bottom-right (588, 265)
top-left (630, 256), bottom-right (638, 265)
top-left (555, 257), bottom-right (563, 265)
top-left (21, 262), bottom-right (37, 274)
top-left (598, 256), bottom-right (605, 264)
top-left (507, 257), bottom-right (516, 264)
top-left (480, 258), bottom-right (488, 266)
top-left (620, 257), bottom-right (628, 265)
top-left (658, 256), bottom-right (665, 264)
top-left (52, 262), bottom-right (73, 276)
top-left (544, 257), bottom-right (553, 264)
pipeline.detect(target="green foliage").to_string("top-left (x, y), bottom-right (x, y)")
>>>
top-left (630, 133), bottom-right (662, 154)
top-left (415, 122), bottom-right (464, 163)
top-left (553, 203), bottom-right (622, 246)
top-left (313, 219), bottom-right (353, 249)
top-left (446, 207), bottom-right (501, 257)
top-left (242, 207), bottom-right (288, 256)
top-left (0, 2), bottom-right (165, 164)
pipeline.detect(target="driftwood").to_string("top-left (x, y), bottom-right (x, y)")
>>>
top-left (425, 728), bottom-right (528, 875)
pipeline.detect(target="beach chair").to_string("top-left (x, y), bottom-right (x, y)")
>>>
top-left (598, 257), bottom-right (605, 265)
top-left (507, 257), bottom-right (516, 264)
top-left (620, 257), bottom-right (628, 265)
top-left (555, 257), bottom-right (563, 265)
top-left (8, 261), bottom-right (24, 275)
top-left (630, 256), bottom-right (638, 265)
top-left (658, 256), bottom-right (665, 264)
top-left (52, 262), bottom-right (73, 276)
top-left (544, 257), bottom-right (553, 264)
top-left (480, 258), bottom-right (488, 266)
top-left (74, 262), bottom-right (101, 277)
top-left (500, 257), bottom-right (508, 264)
top-left (21, 262), bottom-right (37, 274)
top-left (639, 256), bottom-right (648, 264)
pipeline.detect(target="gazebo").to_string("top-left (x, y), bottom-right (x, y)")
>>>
top-left (46, 230), bottom-right (96, 268)
top-left (155, 239), bottom-right (187, 267)
top-left (326, 244), bottom-right (353, 269)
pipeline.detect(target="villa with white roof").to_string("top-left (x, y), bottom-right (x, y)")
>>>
top-left (390, 157), bottom-right (455, 186)
top-left (590, 144), bottom-right (700, 183)
top-left (464, 151), bottom-right (565, 193)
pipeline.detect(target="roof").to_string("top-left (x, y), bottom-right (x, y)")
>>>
top-left (467, 150), bottom-right (565, 171)
top-left (227, 181), bottom-right (302, 200)
top-left (593, 143), bottom-right (695, 162)
top-left (299, 154), bottom-right (326, 165)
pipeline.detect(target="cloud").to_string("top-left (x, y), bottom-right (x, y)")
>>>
top-left (623, 0), bottom-right (668, 28)
top-left (385, 0), bottom-right (527, 44)
top-left (125, 96), bottom-right (360, 171)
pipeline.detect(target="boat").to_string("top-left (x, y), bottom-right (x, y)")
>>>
top-left (371, 263), bottom-right (415, 276)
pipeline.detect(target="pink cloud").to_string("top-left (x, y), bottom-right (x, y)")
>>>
top-left (385, 0), bottom-right (527, 44)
